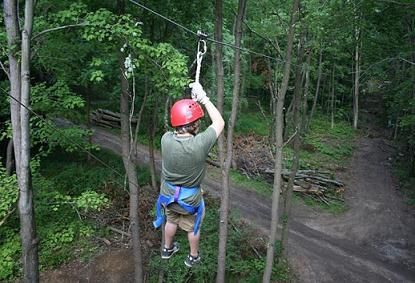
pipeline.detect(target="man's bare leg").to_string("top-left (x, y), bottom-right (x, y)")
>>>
top-left (164, 221), bottom-right (177, 248)
top-left (188, 230), bottom-right (200, 257)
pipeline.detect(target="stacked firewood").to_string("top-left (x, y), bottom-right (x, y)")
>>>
top-left (91, 109), bottom-right (137, 128)
top-left (282, 170), bottom-right (345, 204)
top-left (232, 134), bottom-right (345, 203)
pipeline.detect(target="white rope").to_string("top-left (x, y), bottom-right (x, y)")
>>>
top-left (195, 39), bottom-right (207, 83)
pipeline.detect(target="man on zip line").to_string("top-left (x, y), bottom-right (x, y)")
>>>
top-left (153, 82), bottom-right (224, 267)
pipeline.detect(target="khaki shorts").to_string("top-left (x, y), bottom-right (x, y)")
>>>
top-left (165, 205), bottom-right (205, 233)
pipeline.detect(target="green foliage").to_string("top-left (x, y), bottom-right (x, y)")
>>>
top-left (229, 169), bottom-right (272, 197)
top-left (396, 160), bottom-right (415, 206)
top-left (300, 115), bottom-right (356, 170)
top-left (31, 81), bottom-right (85, 113)
top-left (0, 165), bottom-right (18, 225)
top-left (82, 8), bottom-right (189, 98)
top-left (235, 111), bottom-right (271, 137)
top-left (0, 149), bottom-right (129, 280)
top-left (0, 234), bottom-right (21, 280)
top-left (296, 194), bottom-right (347, 214)
top-left (75, 191), bottom-right (109, 212)
top-left (0, 17), bottom-right (7, 58)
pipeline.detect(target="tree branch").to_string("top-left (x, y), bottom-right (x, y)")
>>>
top-left (32, 23), bottom-right (88, 40)
top-left (377, 0), bottom-right (415, 6)
top-left (399, 57), bottom-right (415, 66)
top-left (0, 207), bottom-right (16, 226)
top-left (283, 129), bottom-right (298, 148)
top-left (0, 61), bottom-right (10, 80)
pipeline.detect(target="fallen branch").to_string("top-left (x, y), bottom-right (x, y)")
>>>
top-left (108, 226), bottom-right (131, 237)
top-left (0, 207), bottom-right (16, 226)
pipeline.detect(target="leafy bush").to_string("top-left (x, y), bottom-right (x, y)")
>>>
top-left (0, 165), bottom-right (18, 224)
top-left (235, 112), bottom-right (271, 136)
top-left (300, 115), bottom-right (356, 170)
top-left (0, 234), bottom-right (21, 280)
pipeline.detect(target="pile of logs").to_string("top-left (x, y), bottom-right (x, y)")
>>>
top-left (265, 169), bottom-right (345, 204)
top-left (91, 109), bottom-right (137, 129)
top-left (231, 134), bottom-right (346, 204)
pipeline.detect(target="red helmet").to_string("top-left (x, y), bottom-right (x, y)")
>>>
top-left (170, 99), bottom-right (204, 127)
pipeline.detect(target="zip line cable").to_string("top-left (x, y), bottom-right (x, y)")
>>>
top-left (128, 0), bottom-right (279, 62)
top-left (7, 93), bottom-right (137, 193)
top-left (127, 0), bottom-right (358, 82)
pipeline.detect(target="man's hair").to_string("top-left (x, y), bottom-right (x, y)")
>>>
top-left (175, 119), bottom-right (201, 136)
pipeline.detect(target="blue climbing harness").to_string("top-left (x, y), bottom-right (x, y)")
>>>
top-left (153, 182), bottom-right (205, 235)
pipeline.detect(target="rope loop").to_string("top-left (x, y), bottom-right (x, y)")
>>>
top-left (195, 32), bottom-right (207, 83)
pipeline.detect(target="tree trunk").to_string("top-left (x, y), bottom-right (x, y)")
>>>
top-left (307, 48), bottom-right (323, 131)
top-left (4, 0), bottom-right (22, 171)
top-left (133, 78), bottom-right (148, 155)
top-left (281, 28), bottom-right (305, 255)
top-left (86, 89), bottom-right (92, 162)
top-left (6, 138), bottom-right (14, 175)
top-left (119, 54), bottom-right (143, 283)
top-left (281, 40), bottom-right (304, 258)
top-left (13, 0), bottom-right (40, 281)
top-left (149, 96), bottom-right (159, 190)
top-left (353, 14), bottom-right (361, 129)
top-left (263, 0), bottom-right (299, 281)
top-left (216, 1), bottom-right (246, 282)
top-left (301, 47), bottom-right (312, 132)
top-left (331, 64), bottom-right (335, 129)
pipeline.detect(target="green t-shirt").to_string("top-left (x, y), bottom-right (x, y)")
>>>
top-left (160, 126), bottom-right (217, 213)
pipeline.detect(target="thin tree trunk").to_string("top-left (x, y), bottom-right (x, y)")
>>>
top-left (281, 28), bottom-right (305, 255)
top-left (4, 0), bottom-right (22, 170)
top-left (17, 1), bottom-right (39, 282)
top-left (331, 64), bottom-right (335, 129)
top-left (6, 138), bottom-right (14, 175)
top-left (117, 2), bottom-right (143, 282)
top-left (133, 78), bottom-right (148, 155)
top-left (149, 96), bottom-right (159, 190)
top-left (214, 0), bottom-right (226, 184)
top-left (86, 89), bottom-right (92, 162)
top-left (216, 1), bottom-right (247, 282)
top-left (353, 14), bottom-right (361, 129)
top-left (302, 47), bottom-right (312, 132)
top-left (281, 27), bottom-right (305, 256)
top-left (307, 48), bottom-right (323, 131)
top-left (263, 0), bottom-right (299, 281)
top-left (119, 55), bottom-right (143, 283)
top-left (411, 22), bottom-right (415, 176)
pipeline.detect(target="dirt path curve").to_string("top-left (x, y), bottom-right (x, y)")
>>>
top-left (88, 127), bottom-right (415, 282)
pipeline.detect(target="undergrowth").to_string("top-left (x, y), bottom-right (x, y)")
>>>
top-left (148, 201), bottom-right (290, 282)
top-left (0, 149), bottom-right (142, 281)
top-left (299, 115), bottom-right (357, 170)
top-left (395, 160), bottom-right (415, 206)
top-left (235, 111), bottom-right (270, 136)
top-left (229, 113), bottom-right (356, 213)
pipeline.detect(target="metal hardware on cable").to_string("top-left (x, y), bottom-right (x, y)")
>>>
top-left (195, 31), bottom-right (207, 83)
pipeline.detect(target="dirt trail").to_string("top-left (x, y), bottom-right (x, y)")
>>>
top-left (42, 125), bottom-right (415, 282)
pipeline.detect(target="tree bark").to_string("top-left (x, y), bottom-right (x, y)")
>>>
top-left (117, 2), bottom-right (143, 282)
top-left (119, 55), bottom-right (143, 283)
top-left (263, 0), bottom-right (299, 281)
top-left (301, 47), bottom-right (312, 132)
top-left (4, 0), bottom-right (22, 170)
top-left (353, 10), bottom-right (361, 129)
top-left (12, 0), bottom-right (40, 281)
top-left (6, 138), bottom-right (14, 175)
top-left (216, 0), bottom-right (246, 282)
top-left (149, 96), bottom-right (159, 190)
top-left (281, 28), bottom-right (305, 256)
top-left (331, 64), bottom-right (335, 129)
top-left (307, 48), bottom-right (323, 131)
